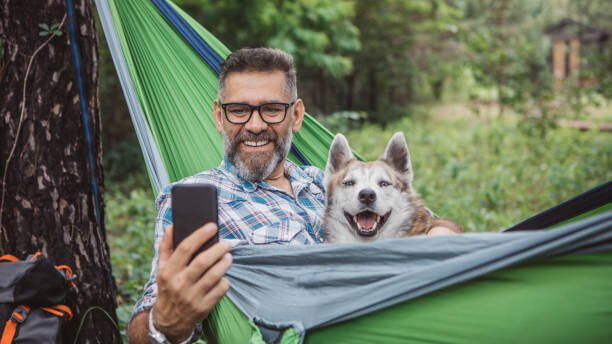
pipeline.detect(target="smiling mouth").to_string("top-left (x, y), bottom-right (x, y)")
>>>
top-left (243, 140), bottom-right (270, 147)
top-left (344, 210), bottom-right (391, 237)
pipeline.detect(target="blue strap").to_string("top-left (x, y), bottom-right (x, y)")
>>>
top-left (151, 0), bottom-right (223, 74)
top-left (290, 144), bottom-right (309, 166)
top-left (151, 0), bottom-right (312, 166)
top-left (66, 0), bottom-right (105, 239)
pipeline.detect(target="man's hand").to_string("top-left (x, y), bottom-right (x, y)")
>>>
top-left (152, 223), bottom-right (232, 342)
top-left (427, 218), bottom-right (462, 236)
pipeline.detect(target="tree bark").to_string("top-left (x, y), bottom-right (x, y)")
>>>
top-left (0, 0), bottom-right (118, 342)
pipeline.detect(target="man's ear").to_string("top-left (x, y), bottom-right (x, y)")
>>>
top-left (380, 132), bottom-right (413, 186)
top-left (325, 134), bottom-right (354, 187)
top-left (291, 98), bottom-right (305, 133)
top-left (213, 99), bottom-right (223, 133)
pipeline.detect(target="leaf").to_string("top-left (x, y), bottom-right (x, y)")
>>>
top-left (54, 30), bottom-right (63, 37)
top-left (38, 23), bottom-right (49, 30)
top-left (39, 31), bottom-right (49, 36)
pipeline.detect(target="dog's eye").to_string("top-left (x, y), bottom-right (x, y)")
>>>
top-left (342, 180), bottom-right (355, 187)
top-left (379, 181), bottom-right (391, 187)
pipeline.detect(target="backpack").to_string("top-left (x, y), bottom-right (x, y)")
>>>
top-left (0, 253), bottom-right (75, 343)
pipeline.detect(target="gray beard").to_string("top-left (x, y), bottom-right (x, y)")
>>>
top-left (223, 127), bottom-right (293, 182)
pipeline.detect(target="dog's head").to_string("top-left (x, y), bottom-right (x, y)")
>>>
top-left (324, 132), bottom-right (421, 243)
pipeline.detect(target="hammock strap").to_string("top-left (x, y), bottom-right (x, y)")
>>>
top-left (505, 181), bottom-right (612, 231)
top-left (151, 0), bottom-right (223, 74)
top-left (66, 0), bottom-right (105, 238)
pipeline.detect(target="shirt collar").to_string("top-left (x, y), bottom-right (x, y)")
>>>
top-left (218, 158), bottom-right (314, 193)
top-left (219, 158), bottom-right (257, 192)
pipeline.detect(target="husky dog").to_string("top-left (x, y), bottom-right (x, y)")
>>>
top-left (323, 132), bottom-right (458, 243)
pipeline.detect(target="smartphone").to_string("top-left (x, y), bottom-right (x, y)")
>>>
top-left (171, 183), bottom-right (219, 256)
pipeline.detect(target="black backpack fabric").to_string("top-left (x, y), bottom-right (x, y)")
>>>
top-left (0, 253), bottom-right (74, 343)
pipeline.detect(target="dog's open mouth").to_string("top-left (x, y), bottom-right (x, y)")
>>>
top-left (344, 210), bottom-right (391, 237)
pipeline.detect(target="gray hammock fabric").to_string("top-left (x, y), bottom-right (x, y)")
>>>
top-left (226, 212), bottom-right (611, 339)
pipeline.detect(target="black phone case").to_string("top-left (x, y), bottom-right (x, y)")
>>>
top-left (171, 184), bottom-right (219, 255)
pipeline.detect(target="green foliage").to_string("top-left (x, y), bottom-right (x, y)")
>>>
top-left (176, 0), bottom-right (359, 79)
top-left (318, 110), bottom-right (368, 133)
top-left (107, 188), bottom-right (156, 339)
top-left (459, 0), bottom-right (554, 117)
top-left (103, 136), bottom-right (150, 193)
top-left (38, 22), bottom-right (63, 37)
top-left (347, 0), bottom-right (464, 122)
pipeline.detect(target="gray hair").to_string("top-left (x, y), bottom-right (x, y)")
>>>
top-left (218, 47), bottom-right (297, 102)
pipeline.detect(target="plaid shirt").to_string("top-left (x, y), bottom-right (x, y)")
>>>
top-left (133, 159), bottom-right (326, 319)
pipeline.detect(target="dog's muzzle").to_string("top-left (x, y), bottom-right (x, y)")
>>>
top-left (344, 210), bottom-right (392, 237)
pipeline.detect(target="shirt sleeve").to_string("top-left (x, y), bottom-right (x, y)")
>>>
top-left (129, 184), bottom-right (203, 341)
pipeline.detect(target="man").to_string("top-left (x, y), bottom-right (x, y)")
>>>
top-left (127, 47), bottom-right (457, 343)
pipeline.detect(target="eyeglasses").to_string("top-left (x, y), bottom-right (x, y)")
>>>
top-left (220, 101), bottom-right (296, 124)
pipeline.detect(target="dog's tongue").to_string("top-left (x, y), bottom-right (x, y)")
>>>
top-left (356, 212), bottom-right (377, 230)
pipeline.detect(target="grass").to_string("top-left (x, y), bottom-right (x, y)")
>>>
top-left (106, 101), bottom-right (612, 336)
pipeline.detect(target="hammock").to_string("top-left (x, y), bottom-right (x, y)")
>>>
top-left (95, 0), bottom-right (612, 342)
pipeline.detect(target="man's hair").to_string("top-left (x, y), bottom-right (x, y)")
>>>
top-left (218, 47), bottom-right (297, 101)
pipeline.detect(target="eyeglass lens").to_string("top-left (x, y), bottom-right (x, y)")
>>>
top-left (225, 103), bottom-right (288, 124)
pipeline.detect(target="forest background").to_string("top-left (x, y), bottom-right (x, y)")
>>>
top-left (91, 0), bottom-right (611, 336)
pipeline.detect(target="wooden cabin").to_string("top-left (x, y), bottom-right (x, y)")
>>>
top-left (544, 18), bottom-right (609, 90)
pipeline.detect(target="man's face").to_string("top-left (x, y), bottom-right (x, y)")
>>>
top-left (213, 71), bottom-right (304, 182)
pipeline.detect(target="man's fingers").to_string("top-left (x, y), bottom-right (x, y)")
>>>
top-left (170, 223), bottom-right (218, 267)
top-left (192, 252), bottom-right (233, 292)
top-left (158, 225), bottom-right (174, 270)
top-left (197, 277), bottom-right (231, 314)
top-left (185, 242), bottom-right (232, 283)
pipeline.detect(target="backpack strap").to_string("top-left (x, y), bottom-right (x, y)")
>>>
top-left (41, 304), bottom-right (74, 321)
top-left (0, 305), bottom-right (30, 344)
top-left (27, 252), bottom-right (42, 261)
top-left (0, 255), bottom-right (19, 263)
top-left (0, 304), bottom-right (73, 344)
top-left (55, 265), bottom-right (77, 290)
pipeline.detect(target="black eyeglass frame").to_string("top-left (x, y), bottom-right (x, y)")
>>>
top-left (220, 101), bottom-right (296, 124)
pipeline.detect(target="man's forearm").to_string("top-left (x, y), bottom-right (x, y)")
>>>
top-left (429, 218), bottom-right (462, 233)
top-left (127, 311), bottom-right (150, 344)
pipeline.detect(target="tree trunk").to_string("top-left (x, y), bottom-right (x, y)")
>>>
top-left (0, 0), bottom-right (119, 342)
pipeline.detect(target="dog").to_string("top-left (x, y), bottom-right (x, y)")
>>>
top-left (323, 132), bottom-right (460, 243)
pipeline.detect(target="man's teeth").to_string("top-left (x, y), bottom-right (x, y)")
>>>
top-left (244, 140), bottom-right (270, 147)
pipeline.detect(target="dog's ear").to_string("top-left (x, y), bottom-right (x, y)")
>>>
top-left (380, 132), bottom-right (413, 186)
top-left (325, 134), bottom-right (355, 185)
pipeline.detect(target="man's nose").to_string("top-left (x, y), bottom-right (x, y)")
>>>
top-left (244, 109), bottom-right (268, 133)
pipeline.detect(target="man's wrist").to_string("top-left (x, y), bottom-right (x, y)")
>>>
top-left (148, 308), bottom-right (194, 344)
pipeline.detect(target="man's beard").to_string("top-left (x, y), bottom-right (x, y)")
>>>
top-left (223, 126), bottom-right (293, 182)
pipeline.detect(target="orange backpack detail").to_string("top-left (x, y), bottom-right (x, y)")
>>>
top-left (0, 253), bottom-right (75, 343)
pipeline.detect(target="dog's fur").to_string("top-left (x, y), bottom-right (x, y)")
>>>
top-left (323, 132), bottom-right (459, 243)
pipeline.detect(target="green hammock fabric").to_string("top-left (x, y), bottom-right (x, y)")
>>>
top-left (206, 252), bottom-right (612, 343)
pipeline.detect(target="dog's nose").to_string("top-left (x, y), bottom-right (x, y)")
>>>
top-left (358, 188), bottom-right (377, 205)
